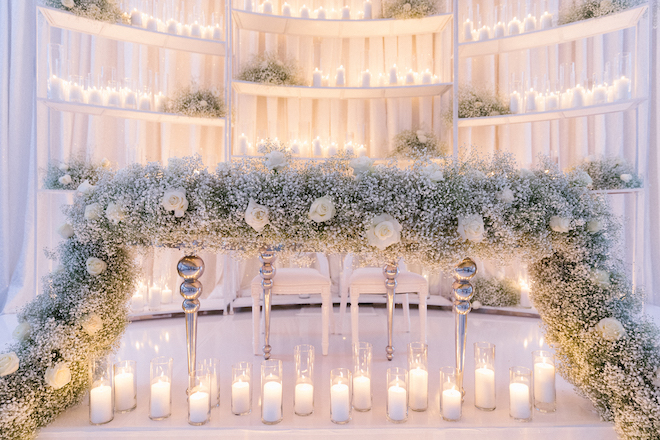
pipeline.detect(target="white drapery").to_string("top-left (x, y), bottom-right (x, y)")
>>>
top-left (1, 0), bottom-right (659, 312)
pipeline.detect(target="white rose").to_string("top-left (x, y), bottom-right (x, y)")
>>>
top-left (244, 198), bottom-right (269, 232)
top-left (421, 163), bottom-right (444, 182)
top-left (349, 157), bottom-right (374, 175)
top-left (549, 216), bottom-right (571, 233)
top-left (57, 223), bottom-right (74, 239)
top-left (101, 158), bottom-right (111, 168)
top-left (45, 362), bottom-right (72, 389)
top-left (652, 368), bottom-right (660, 387)
top-left (596, 317), bottom-right (625, 342)
top-left (161, 188), bottom-right (189, 218)
top-left (61, 0), bottom-right (75, 8)
top-left (80, 313), bottom-right (103, 336)
top-left (264, 151), bottom-right (288, 171)
top-left (472, 301), bottom-right (482, 310)
top-left (84, 203), bottom-right (102, 221)
top-left (620, 174), bottom-right (632, 183)
top-left (308, 196), bottom-right (336, 223)
top-left (519, 168), bottom-right (534, 178)
top-left (470, 169), bottom-right (486, 180)
top-left (497, 188), bottom-right (515, 204)
top-left (12, 322), bottom-right (31, 342)
top-left (86, 257), bottom-right (107, 276)
top-left (457, 214), bottom-right (485, 243)
top-left (58, 163), bottom-right (69, 172)
top-left (592, 269), bottom-right (611, 288)
top-left (366, 214), bottom-right (402, 250)
top-left (571, 170), bottom-right (593, 187)
top-left (416, 130), bottom-right (428, 143)
top-left (403, 2), bottom-right (411, 10)
top-left (587, 219), bottom-right (603, 233)
top-left (0, 352), bottom-right (19, 377)
top-left (199, 100), bottom-right (208, 107)
top-left (53, 263), bottom-right (64, 274)
top-left (105, 202), bottom-right (126, 224)
top-left (58, 174), bottom-right (72, 186)
top-left (77, 179), bottom-right (95, 195)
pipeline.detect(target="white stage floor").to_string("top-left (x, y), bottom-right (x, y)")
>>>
top-left (2, 304), bottom-right (647, 439)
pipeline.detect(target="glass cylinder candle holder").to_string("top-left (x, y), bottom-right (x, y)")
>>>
top-left (68, 74), bottom-right (85, 103)
top-left (614, 52), bottom-right (632, 100)
top-left (330, 368), bottom-right (352, 424)
top-left (113, 360), bottom-right (137, 413)
top-left (261, 359), bottom-right (283, 424)
top-left (386, 367), bottom-right (408, 423)
top-left (509, 366), bottom-right (532, 421)
top-left (149, 356), bottom-right (173, 420)
top-left (440, 366), bottom-right (462, 421)
top-left (407, 342), bottom-right (428, 412)
top-left (148, 284), bottom-right (162, 311)
top-left (47, 43), bottom-right (65, 101)
top-left (352, 341), bottom-right (372, 411)
top-left (474, 341), bottom-right (496, 411)
top-left (188, 369), bottom-right (212, 426)
top-left (89, 356), bottom-right (114, 425)
top-left (200, 358), bottom-right (221, 408)
top-left (294, 344), bottom-right (315, 416)
top-left (232, 361), bottom-right (252, 415)
top-left (533, 350), bottom-right (556, 412)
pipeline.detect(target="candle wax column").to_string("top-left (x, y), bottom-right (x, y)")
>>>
top-left (262, 381), bottom-right (283, 423)
top-left (331, 383), bottom-right (350, 423)
top-left (188, 390), bottom-right (211, 424)
top-left (493, 21), bottom-right (505, 38)
top-left (389, 65), bottom-right (398, 85)
top-left (90, 385), bottom-right (113, 424)
top-left (463, 19), bottom-right (473, 41)
top-left (478, 26), bottom-right (490, 41)
top-left (300, 5), bottom-right (310, 17)
top-left (48, 76), bottom-right (65, 101)
top-left (161, 288), bottom-right (173, 304)
top-left (408, 368), bottom-right (428, 411)
top-left (114, 372), bottom-right (136, 411)
top-left (442, 388), bottom-right (462, 421)
top-left (166, 20), bottom-right (178, 34)
top-left (540, 11), bottom-right (553, 29)
top-left (509, 383), bottom-right (531, 420)
top-left (352, 375), bottom-right (371, 410)
top-left (336, 66), bottom-right (345, 86)
top-left (282, 3), bottom-right (292, 15)
top-left (150, 380), bottom-right (171, 419)
top-left (509, 91), bottom-right (522, 114)
top-left (361, 70), bottom-right (371, 87)
top-left (614, 77), bottom-right (631, 100)
top-left (387, 384), bottom-right (407, 421)
top-left (523, 14), bottom-right (536, 32)
top-left (146, 16), bottom-right (158, 31)
top-left (534, 362), bottom-right (555, 403)
top-left (295, 383), bottom-right (314, 415)
top-left (508, 18), bottom-right (521, 35)
top-left (363, 0), bottom-right (372, 19)
top-left (238, 133), bottom-right (249, 155)
top-left (130, 9), bottom-right (143, 26)
top-left (232, 379), bottom-right (251, 414)
top-left (313, 69), bottom-right (323, 87)
top-left (341, 6), bottom-right (350, 19)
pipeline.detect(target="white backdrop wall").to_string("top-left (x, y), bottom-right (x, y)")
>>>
top-left (1, 0), bottom-right (659, 313)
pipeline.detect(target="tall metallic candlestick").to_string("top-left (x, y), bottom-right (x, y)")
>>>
top-left (260, 248), bottom-right (277, 359)
top-left (384, 263), bottom-right (399, 361)
top-left (452, 258), bottom-right (477, 396)
top-left (178, 255), bottom-right (205, 376)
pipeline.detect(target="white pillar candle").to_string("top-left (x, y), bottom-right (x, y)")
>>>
top-left (316, 7), bottom-right (326, 19)
top-left (523, 14), bottom-right (536, 32)
top-left (154, 92), bottom-right (166, 112)
top-left (282, 3), bottom-right (292, 15)
top-left (508, 18), bottom-right (521, 35)
top-left (130, 9), bottom-right (143, 26)
top-left (166, 20), bottom-right (178, 34)
top-left (389, 65), bottom-right (398, 85)
top-left (592, 85), bottom-right (608, 104)
top-left (363, 0), bottom-right (372, 19)
top-left (405, 70), bottom-right (415, 85)
top-left (212, 25), bottom-right (222, 40)
top-left (295, 383), bottom-right (314, 415)
top-left (107, 88), bottom-right (121, 107)
top-left (150, 380), bottom-right (171, 418)
top-left (131, 294), bottom-right (144, 310)
top-left (124, 90), bottom-right (137, 109)
top-left (509, 91), bottom-right (522, 114)
top-left (463, 19), bottom-right (473, 41)
top-left (189, 390), bottom-right (210, 424)
top-left (361, 70), bottom-right (371, 87)
top-left (331, 383), bottom-right (350, 422)
top-left (335, 65), bottom-right (345, 86)
top-left (421, 69), bottom-right (432, 85)
top-left (90, 385), bottom-right (113, 424)
top-left (493, 21), bottom-right (505, 38)
top-left (262, 0), bottom-right (273, 13)
top-left (291, 140), bottom-right (301, 154)
top-left (312, 68), bottom-right (323, 87)
top-left (312, 137), bottom-right (323, 156)
top-left (262, 381), bottom-right (283, 423)
top-left (322, 75), bottom-right (329, 87)
top-left (300, 4), bottom-right (310, 17)
top-left (161, 288), bottom-right (172, 304)
top-left (572, 86), bottom-right (585, 107)
top-left (535, 93), bottom-right (545, 111)
top-left (210, 375), bottom-right (219, 407)
top-left (149, 286), bottom-right (162, 309)
top-left (114, 372), bottom-right (135, 411)
top-left (533, 362), bottom-right (555, 403)
top-left (387, 385), bottom-right (407, 421)
top-left (190, 22), bottom-right (202, 38)
top-left (138, 93), bottom-right (152, 111)
top-left (475, 367), bottom-right (496, 409)
top-left (525, 89), bottom-right (537, 112)
top-left (341, 6), bottom-right (350, 19)
top-left (478, 26), bottom-right (490, 41)
top-left (614, 76), bottom-right (631, 100)
top-left (327, 143), bottom-right (338, 156)
top-left (352, 375), bottom-right (371, 410)
top-left (408, 368), bottom-right (428, 411)
top-left (88, 87), bottom-right (103, 106)
top-left (560, 90), bottom-right (572, 108)
top-left (238, 133), bottom-right (249, 155)
top-left (441, 388), bottom-right (462, 420)
top-left (68, 82), bottom-right (85, 103)
top-left (232, 380), bottom-right (250, 413)
top-left (146, 16), bottom-right (158, 31)
top-left (181, 24), bottom-right (191, 36)
top-left (356, 145), bottom-right (367, 157)
top-left (48, 76), bottom-right (65, 101)
top-left (540, 11), bottom-right (553, 29)
top-left (545, 93), bottom-right (559, 110)
top-left (509, 383), bottom-right (531, 419)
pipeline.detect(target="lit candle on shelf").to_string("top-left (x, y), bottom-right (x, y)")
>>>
top-left (493, 21), bottom-right (505, 38)
top-left (131, 293), bottom-right (144, 311)
top-left (356, 145), bottom-right (367, 157)
top-left (149, 285), bottom-right (162, 310)
top-left (463, 19), bottom-right (473, 41)
top-left (508, 17), bottom-right (521, 35)
top-left (166, 19), bottom-right (178, 34)
top-left (525, 88), bottom-right (537, 112)
top-left (335, 65), bottom-right (345, 86)
top-left (130, 8), bottom-right (143, 26)
top-left (316, 6), bottom-right (326, 19)
top-left (300, 4), bottom-right (310, 17)
top-left (107, 87), bottom-right (121, 107)
top-left (190, 21), bottom-right (202, 38)
top-left (290, 140), bottom-right (301, 154)
top-left (181, 24), bottom-right (191, 36)
top-left (161, 287), bottom-right (172, 304)
top-left (540, 11), bottom-right (553, 29)
top-left (614, 76), bottom-right (631, 100)
top-left (330, 382), bottom-right (350, 422)
top-left (535, 93), bottom-right (546, 111)
top-left (322, 75), bottom-right (329, 87)
top-left (150, 380), bottom-right (171, 418)
top-left (408, 368), bottom-right (428, 411)
top-left (523, 14), bottom-right (536, 32)
top-left (361, 70), bottom-right (371, 87)
top-left (509, 91), bottom-right (522, 114)
top-left (146, 16), bottom-right (158, 31)
top-left (232, 379), bottom-right (250, 413)
top-left (295, 383), bottom-right (314, 415)
top-left (313, 68), bottom-right (323, 87)
top-left (405, 69), bottom-right (415, 85)
top-left (312, 137), bottom-right (323, 156)
top-left (363, 0), bottom-right (372, 19)
top-left (262, 0), bottom-right (273, 13)
top-left (441, 388), bottom-right (462, 420)
top-left (545, 92), bottom-right (559, 110)
top-left (124, 89), bottom-right (137, 109)
top-left (188, 389), bottom-right (210, 424)
top-left (282, 2), bottom-right (292, 15)
top-left (327, 142), bottom-right (338, 156)
top-left (509, 382), bottom-right (531, 419)
top-left (90, 384), bottom-right (113, 424)
top-left (341, 6), bottom-right (350, 19)
top-left (387, 384), bottom-right (407, 421)
top-left (154, 92), bottom-right (166, 112)
top-left (212, 25), bottom-right (222, 40)
top-left (88, 87), bottom-right (103, 106)
top-left (572, 85), bottom-right (586, 107)
top-left (48, 75), bottom-right (65, 101)
top-left (352, 375), bottom-right (370, 410)
top-left (389, 65), bottom-right (398, 85)
top-left (592, 84), bottom-right (608, 104)
top-left (68, 81), bottom-right (85, 103)
top-left (138, 93), bottom-right (152, 111)
top-left (114, 371), bottom-right (135, 411)
top-left (478, 26), bottom-right (490, 41)
top-left (262, 381), bottom-right (283, 423)
top-left (475, 367), bottom-right (496, 409)
top-left (238, 133), bottom-right (249, 155)
top-left (534, 361), bottom-right (555, 404)
top-left (421, 69), bottom-right (432, 85)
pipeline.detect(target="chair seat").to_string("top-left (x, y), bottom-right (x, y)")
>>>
top-left (251, 268), bottom-right (331, 295)
top-left (348, 268), bottom-right (426, 293)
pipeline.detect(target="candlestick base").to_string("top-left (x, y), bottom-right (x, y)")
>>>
top-left (384, 263), bottom-right (399, 361)
top-left (260, 248), bottom-right (277, 360)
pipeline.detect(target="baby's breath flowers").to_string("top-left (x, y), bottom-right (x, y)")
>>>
top-left (444, 85), bottom-right (511, 122)
top-left (569, 156), bottom-right (643, 190)
top-left (43, 157), bottom-right (106, 191)
top-left (381, 0), bottom-right (439, 19)
top-left (237, 52), bottom-right (305, 86)
top-left (558, 0), bottom-right (644, 25)
top-left (165, 85), bottom-right (226, 118)
top-left (41, 0), bottom-right (126, 23)
top-left (390, 129), bottom-right (445, 159)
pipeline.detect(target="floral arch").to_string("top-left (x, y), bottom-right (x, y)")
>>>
top-left (1, 153), bottom-right (659, 439)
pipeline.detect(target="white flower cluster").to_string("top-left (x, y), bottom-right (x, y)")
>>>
top-left (390, 129), bottom-right (446, 159)
top-left (2, 153), bottom-right (660, 439)
top-left (558, 0), bottom-right (644, 25)
top-left (444, 85), bottom-right (511, 122)
top-left (570, 156), bottom-right (643, 191)
top-left (41, 0), bottom-right (126, 23)
top-left (237, 52), bottom-right (304, 86)
top-left (165, 85), bottom-right (226, 119)
top-left (381, 0), bottom-right (439, 19)
top-left (42, 157), bottom-right (109, 191)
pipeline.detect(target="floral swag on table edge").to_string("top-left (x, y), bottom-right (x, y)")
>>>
top-left (1, 152), bottom-right (659, 439)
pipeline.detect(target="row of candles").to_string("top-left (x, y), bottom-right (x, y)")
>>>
top-left (131, 283), bottom-right (174, 312)
top-left (310, 64), bottom-right (440, 88)
top-left (462, 1), bottom-right (555, 42)
top-left (236, 135), bottom-right (369, 157)
top-left (87, 342), bottom-right (556, 425)
top-left (247, 0), bottom-right (375, 20)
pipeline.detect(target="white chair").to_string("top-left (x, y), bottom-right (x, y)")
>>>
top-left (251, 253), bottom-right (332, 356)
top-left (339, 255), bottom-right (428, 345)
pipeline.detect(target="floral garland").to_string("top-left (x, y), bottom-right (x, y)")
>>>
top-left (444, 85), bottom-right (511, 122)
top-left (165, 85), bottom-right (227, 119)
top-left (389, 129), bottom-right (446, 159)
top-left (43, 157), bottom-right (110, 191)
top-left (236, 53), bottom-right (305, 86)
top-left (1, 153), bottom-right (660, 439)
top-left (380, 0), bottom-right (439, 19)
top-left (41, 0), bottom-right (126, 24)
top-left (471, 276), bottom-right (520, 308)
top-left (569, 157), bottom-right (643, 191)
top-left (558, 0), bottom-right (645, 25)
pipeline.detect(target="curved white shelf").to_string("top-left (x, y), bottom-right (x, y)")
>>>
top-left (37, 189), bottom-right (76, 195)
top-left (39, 98), bottom-right (227, 127)
top-left (457, 98), bottom-right (644, 127)
top-left (231, 9), bottom-right (452, 37)
top-left (38, 6), bottom-right (226, 56)
top-left (232, 80), bottom-right (451, 99)
top-left (592, 188), bottom-right (643, 195)
top-left (459, 4), bottom-right (647, 58)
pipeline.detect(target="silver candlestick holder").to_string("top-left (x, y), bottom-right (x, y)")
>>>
top-left (384, 262), bottom-right (399, 361)
top-left (453, 258), bottom-right (477, 396)
top-left (260, 247), bottom-right (277, 360)
top-left (177, 255), bottom-right (205, 376)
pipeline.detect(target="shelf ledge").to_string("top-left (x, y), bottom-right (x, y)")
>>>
top-left (459, 4), bottom-right (648, 57)
top-left (591, 188), bottom-right (644, 195)
top-left (231, 9), bottom-right (452, 37)
top-left (38, 6), bottom-right (226, 56)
